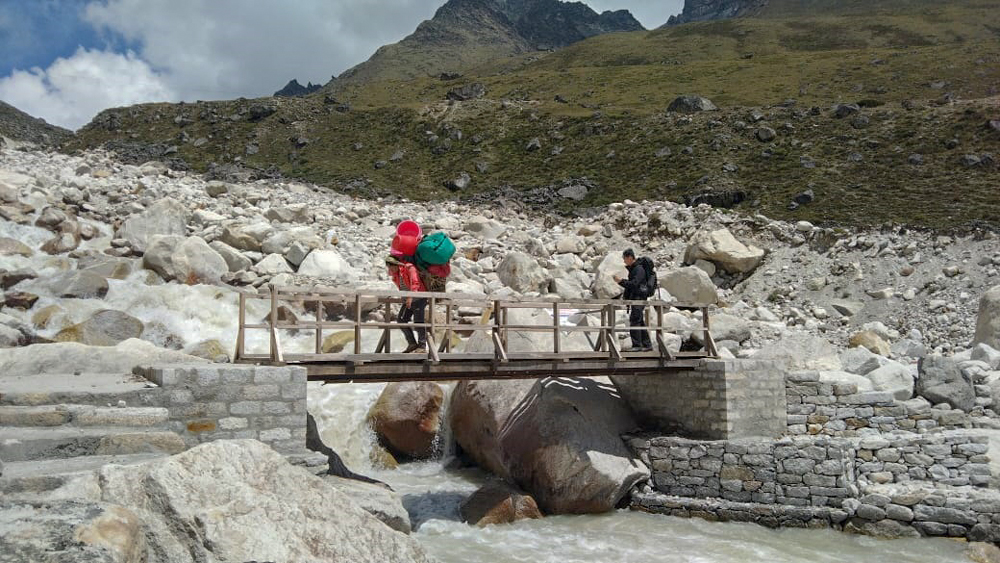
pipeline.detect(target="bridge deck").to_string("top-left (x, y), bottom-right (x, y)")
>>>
top-left (234, 286), bottom-right (718, 383)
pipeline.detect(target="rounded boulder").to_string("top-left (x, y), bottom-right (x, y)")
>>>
top-left (367, 382), bottom-right (444, 459)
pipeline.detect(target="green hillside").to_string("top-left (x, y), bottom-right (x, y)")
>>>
top-left (67, 0), bottom-right (1000, 229)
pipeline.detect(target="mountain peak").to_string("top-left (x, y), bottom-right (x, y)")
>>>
top-left (274, 79), bottom-right (322, 98)
top-left (334, 0), bottom-right (643, 86)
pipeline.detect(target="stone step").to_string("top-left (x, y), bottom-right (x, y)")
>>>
top-left (0, 372), bottom-right (162, 408)
top-left (0, 453), bottom-right (168, 498)
top-left (0, 405), bottom-right (170, 428)
top-left (0, 426), bottom-right (186, 462)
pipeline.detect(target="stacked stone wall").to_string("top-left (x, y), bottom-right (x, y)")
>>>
top-left (628, 431), bottom-right (997, 541)
top-left (141, 364), bottom-right (308, 453)
top-left (785, 372), bottom-right (941, 436)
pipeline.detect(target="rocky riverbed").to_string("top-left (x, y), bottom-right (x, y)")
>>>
top-left (2, 143), bottom-right (1000, 561)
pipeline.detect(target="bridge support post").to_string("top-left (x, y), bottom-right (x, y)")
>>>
top-left (612, 359), bottom-right (787, 440)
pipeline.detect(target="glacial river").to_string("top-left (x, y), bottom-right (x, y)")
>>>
top-left (309, 383), bottom-right (973, 563)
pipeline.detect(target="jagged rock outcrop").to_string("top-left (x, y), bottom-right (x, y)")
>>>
top-left (664, 0), bottom-right (768, 26)
top-left (273, 79), bottom-right (322, 98)
top-left (333, 0), bottom-right (643, 86)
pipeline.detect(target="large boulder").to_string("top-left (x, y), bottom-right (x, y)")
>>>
top-left (97, 440), bottom-right (431, 563)
top-left (45, 270), bottom-right (109, 299)
top-left (449, 376), bottom-right (648, 514)
top-left (55, 309), bottom-right (144, 346)
top-left (754, 333), bottom-right (841, 371)
top-left (917, 355), bottom-right (975, 412)
top-left (119, 197), bottom-right (190, 253)
top-left (497, 252), bottom-right (549, 294)
top-left (865, 361), bottom-right (915, 400)
top-left (460, 481), bottom-right (543, 527)
top-left (667, 95), bottom-right (718, 113)
top-left (143, 235), bottom-right (228, 284)
top-left (683, 228), bottom-right (764, 274)
top-left (297, 249), bottom-right (358, 281)
top-left (209, 240), bottom-right (252, 272)
top-left (367, 382), bottom-right (443, 459)
top-left (975, 286), bottom-right (1000, 350)
top-left (0, 339), bottom-right (205, 376)
top-left (660, 266), bottom-right (718, 304)
top-left (499, 377), bottom-right (648, 514)
top-left (322, 475), bottom-right (412, 534)
top-left (591, 252), bottom-right (628, 299)
top-left (464, 215), bottom-right (507, 240)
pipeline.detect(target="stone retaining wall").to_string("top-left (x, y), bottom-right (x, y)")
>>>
top-left (630, 435), bottom-right (858, 508)
top-left (613, 359), bottom-right (787, 440)
top-left (141, 364), bottom-right (308, 453)
top-left (633, 486), bottom-right (1000, 542)
top-left (628, 430), bottom-right (997, 541)
top-left (785, 372), bottom-right (941, 436)
top-left (853, 431), bottom-right (991, 488)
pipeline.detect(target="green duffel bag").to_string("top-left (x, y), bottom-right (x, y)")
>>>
top-left (416, 232), bottom-right (455, 265)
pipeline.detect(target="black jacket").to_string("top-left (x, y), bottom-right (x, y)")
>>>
top-left (618, 260), bottom-right (648, 300)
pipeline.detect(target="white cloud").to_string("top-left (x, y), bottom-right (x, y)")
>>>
top-left (0, 47), bottom-right (177, 130)
top-left (83, 0), bottom-right (441, 101)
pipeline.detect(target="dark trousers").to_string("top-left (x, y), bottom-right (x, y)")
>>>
top-left (398, 298), bottom-right (427, 345)
top-left (629, 304), bottom-right (651, 348)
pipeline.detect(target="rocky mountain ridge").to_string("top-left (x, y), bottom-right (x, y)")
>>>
top-left (0, 100), bottom-right (73, 146)
top-left (331, 0), bottom-right (642, 86)
top-left (664, 0), bottom-right (767, 26)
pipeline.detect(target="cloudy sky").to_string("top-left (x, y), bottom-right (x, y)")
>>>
top-left (0, 0), bottom-right (683, 131)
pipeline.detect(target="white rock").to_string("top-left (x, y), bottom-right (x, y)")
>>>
top-left (683, 228), bottom-right (765, 274)
top-left (754, 333), bottom-right (842, 371)
top-left (975, 285), bottom-right (1000, 350)
top-left (464, 215), bottom-right (507, 240)
top-left (497, 252), bottom-right (549, 293)
top-left (590, 252), bottom-right (628, 299)
top-left (555, 235), bottom-right (586, 255)
top-left (866, 361), bottom-right (915, 400)
top-left (297, 249), bottom-right (358, 282)
top-left (660, 266), bottom-right (718, 305)
top-left (0, 339), bottom-right (205, 376)
top-left (255, 253), bottom-right (294, 276)
top-left (98, 440), bottom-right (431, 563)
top-left (118, 197), bottom-right (190, 253)
top-left (819, 370), bottom-right (874, 392)
top-left (209, 240), bottom-right (253, 272)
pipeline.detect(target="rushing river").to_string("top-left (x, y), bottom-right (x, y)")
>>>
top-left (309, 382), bottom-right (973, 563)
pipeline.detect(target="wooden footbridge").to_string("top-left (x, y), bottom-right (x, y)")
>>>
top-left (234, 286), bottom-right (718, 383)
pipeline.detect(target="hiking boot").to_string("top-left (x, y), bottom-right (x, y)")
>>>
top-left (404, 341), bottom-right (427, 353)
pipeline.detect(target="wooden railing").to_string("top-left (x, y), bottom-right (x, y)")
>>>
top-left (234, 286), bottom-right (718, 365)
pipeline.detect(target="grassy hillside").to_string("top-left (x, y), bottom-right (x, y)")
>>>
top-left (67, 0), bottom-right (1000, 229)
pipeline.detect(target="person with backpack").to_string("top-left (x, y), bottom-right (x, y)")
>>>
top-left (386, 255), bottom-right (427, 353)
top-left (613, 248), bottom-right (655, 351)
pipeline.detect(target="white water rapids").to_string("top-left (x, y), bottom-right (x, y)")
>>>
top-left (308, 382), bottom-right (971, 563)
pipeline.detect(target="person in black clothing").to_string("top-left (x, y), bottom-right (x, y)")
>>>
top-left (614, 248), bottom-right (653, 351)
